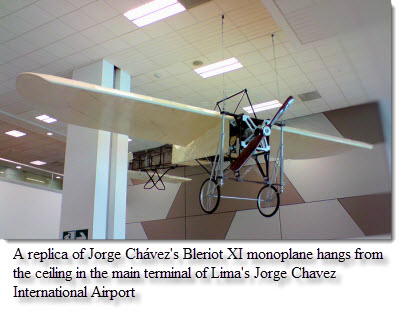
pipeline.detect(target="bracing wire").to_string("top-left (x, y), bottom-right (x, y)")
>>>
top-left (272, 34), bottom-right (281, 104)
top-left (221, 14), bottom-right (226, 111)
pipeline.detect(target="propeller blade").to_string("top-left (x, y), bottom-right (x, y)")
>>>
top-left (230, 132), bottom-right (264, 172)
top-left (269, 95), bottom-right (294, 127)
top-left (230, 95), bottom-right (294, 172)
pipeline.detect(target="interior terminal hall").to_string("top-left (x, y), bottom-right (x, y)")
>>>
top-left (0, 0), bottom-right (392, 240)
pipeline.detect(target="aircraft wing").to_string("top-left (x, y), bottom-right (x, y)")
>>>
top-left (269, 125), bottom-right (373, 160)
top-left (16, 72), bottom-right (226, 147)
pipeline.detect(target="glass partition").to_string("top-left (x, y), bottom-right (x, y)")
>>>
top-left (0, 157), bottom-right (63, 190)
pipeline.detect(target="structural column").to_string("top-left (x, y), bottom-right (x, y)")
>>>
top-left (59, 60), bottom-right (130, 239)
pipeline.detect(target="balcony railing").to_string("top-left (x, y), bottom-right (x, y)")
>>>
top-left (0, 157), bottom-right (63, 191)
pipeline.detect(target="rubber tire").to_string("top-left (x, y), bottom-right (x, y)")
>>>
top-left (199, 179), bottom-right (220, 214)
top-left (257, 185), bottom-right (280, 217)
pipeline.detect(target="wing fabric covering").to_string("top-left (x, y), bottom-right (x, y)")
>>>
top-left (17, 72), bottom-right (224, 147)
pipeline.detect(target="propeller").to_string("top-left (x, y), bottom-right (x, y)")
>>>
top-left (230, 96), bottom-right (294, 172)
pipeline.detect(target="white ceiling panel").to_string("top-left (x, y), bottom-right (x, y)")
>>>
top-left (189, 1), bottom-right (222, 21)
top-left (35, 0), bottom-right (77, 18)
top-left (141, 20), bottom-right (175, 38)
top-left (101, 15), bottom-right (139, 36)
top-left (79, 0), bottom-right (119, 23)
top-left (0, 25), bottom-right (16, 43)
top-left (59, 10), bottom-right (98, 32)
top-left (164, 11), bottom-right (198, 30)
top-left (80, 24), bottom-right (116, 44)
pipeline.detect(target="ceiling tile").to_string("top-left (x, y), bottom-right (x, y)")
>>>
top-left (0, 12), bottom-right (34, 36)
top-left (165, 11), bottom-right (198, 30)
top-left (0, 25), bottom-right (16, 43)
top-left (80, 0), bottom-right (119, 23)
top-left (259, 43), bottom-right (289, 60)
top-left (215, 0), bottom-right (259, 12)
top-left (227, 41), bottom-right (255, 56)
top-left (164, 62), bottom-right (192, 75)
top-left (15, 4), bottom-right (54, 28)
top-left (120, 30), bottom-right (152, 46)
top-left (35, 0), bottom-right (76, 18)
top-left (81, 24), bottom-right (116, 44)
top-left (67, 0), bottom-right (97, 8)
top-left (141, 20), bottom-right (174, 38)
top-left (59, 10), bottom-right (98, 31)
top-left (20, 20), bottom-right (76, 48)
top-left (101, 15), bottom-right (139, 36)
top-left (189, 1), bottom-right (223, 21)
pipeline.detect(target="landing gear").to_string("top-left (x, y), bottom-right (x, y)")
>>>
top-left (199, 179), bottom-right (220, 214)
top-left (257, 185), bottom-right (280, 217)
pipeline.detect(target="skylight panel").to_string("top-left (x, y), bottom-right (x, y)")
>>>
top-left (36, 114), bottom-right (57, 123)
top-left (243, 100), bottom-right (282, 113)
top-left (124, 0), bottom-right (186, 27)
top-left (194, 58), bottom-right (243, 78)
top-left (5, 130), bottom-right (26, 138)
top-left (30, 160), bottom-right (47, 166)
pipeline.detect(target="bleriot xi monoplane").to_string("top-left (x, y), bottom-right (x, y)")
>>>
top-left (17, 73), bottom-right (373, 217)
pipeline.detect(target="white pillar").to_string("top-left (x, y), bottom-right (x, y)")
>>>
top-left (59, 60), bottom-right (130, 239)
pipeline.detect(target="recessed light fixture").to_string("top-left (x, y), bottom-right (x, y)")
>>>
top-left (16, 166), bottom-right (22, 169)
top-left (5, 130), bottom-right (26, 138)
top-left (194, 57), bottom-right (243, 78)
top-left (47, 132), bottom-right (54, 136)
top-left (128, 138), bottom-right (133, 142)
top-left (124, 0), bottom-right (186, 27)
top-left (30, 160), bottom-right (46, 166)
top-left (243, 100), bottom-right (282, 114)
top-left (36, 114), bottom-right (57, 123)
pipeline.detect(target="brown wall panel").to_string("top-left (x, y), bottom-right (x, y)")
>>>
top-left (338, 193), bottom-right (391, 236)
top-left (141, 217), bottom-right (185, 240)
top-left (167, 184), bottom-right (186, 218)
top-left (323, 102), bottom-right (384, 144)
top-left (185, 212), bottom-right (235, 239)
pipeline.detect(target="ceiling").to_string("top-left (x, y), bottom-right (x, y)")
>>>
top-left (0, 0), bottom-right (391, 174)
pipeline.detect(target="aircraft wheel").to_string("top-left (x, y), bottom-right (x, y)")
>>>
top-left (199, 179), bottom-right (220, 214)
top-left (257, 185), bottom-right (280, 217)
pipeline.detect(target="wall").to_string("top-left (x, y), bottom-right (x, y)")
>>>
top-left (0, 179), bottom-right (62, 239)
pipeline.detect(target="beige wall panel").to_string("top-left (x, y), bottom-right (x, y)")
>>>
top-left (186, 212), bottom-right (235, 240)
top-left (142, 217), bottom-right (185, 240)
top-left (283, 143), bottom-right (391, 202)
top-left (280, 200), bottom-right (365, 239)
top-left (125, 222), bottom-right (148, 239)
top-left (126, 182), bottom-right (181, 222)
top-left (226, 209), bottom-right (282, 239)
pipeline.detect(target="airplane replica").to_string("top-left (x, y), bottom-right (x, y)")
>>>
top-left (17, 73), bottom-right (373, 217)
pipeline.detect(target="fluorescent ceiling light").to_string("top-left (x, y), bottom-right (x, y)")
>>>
top-left (243, 100), bottom-right (282, 114)
top-left (26, 177), bottom-right (45, 184)
top-left (30, 160), bottom-right (46, 166)
top-left (16, 166), bottom-right (22, 169)
top-left (36, 114), bottom-right (57, 123)
top-left (5, 130), bottom-right (26, 137)
top-left (56, 176), bottom-right (61, 179)
top-left (194, 57), bottom-right (243, 78)
top-left (47, 132), bottom-right (53, 136)
top-left (124, 0), bottom-right (186, 27)
top-left (128, 138), bottom-right (133, 142)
